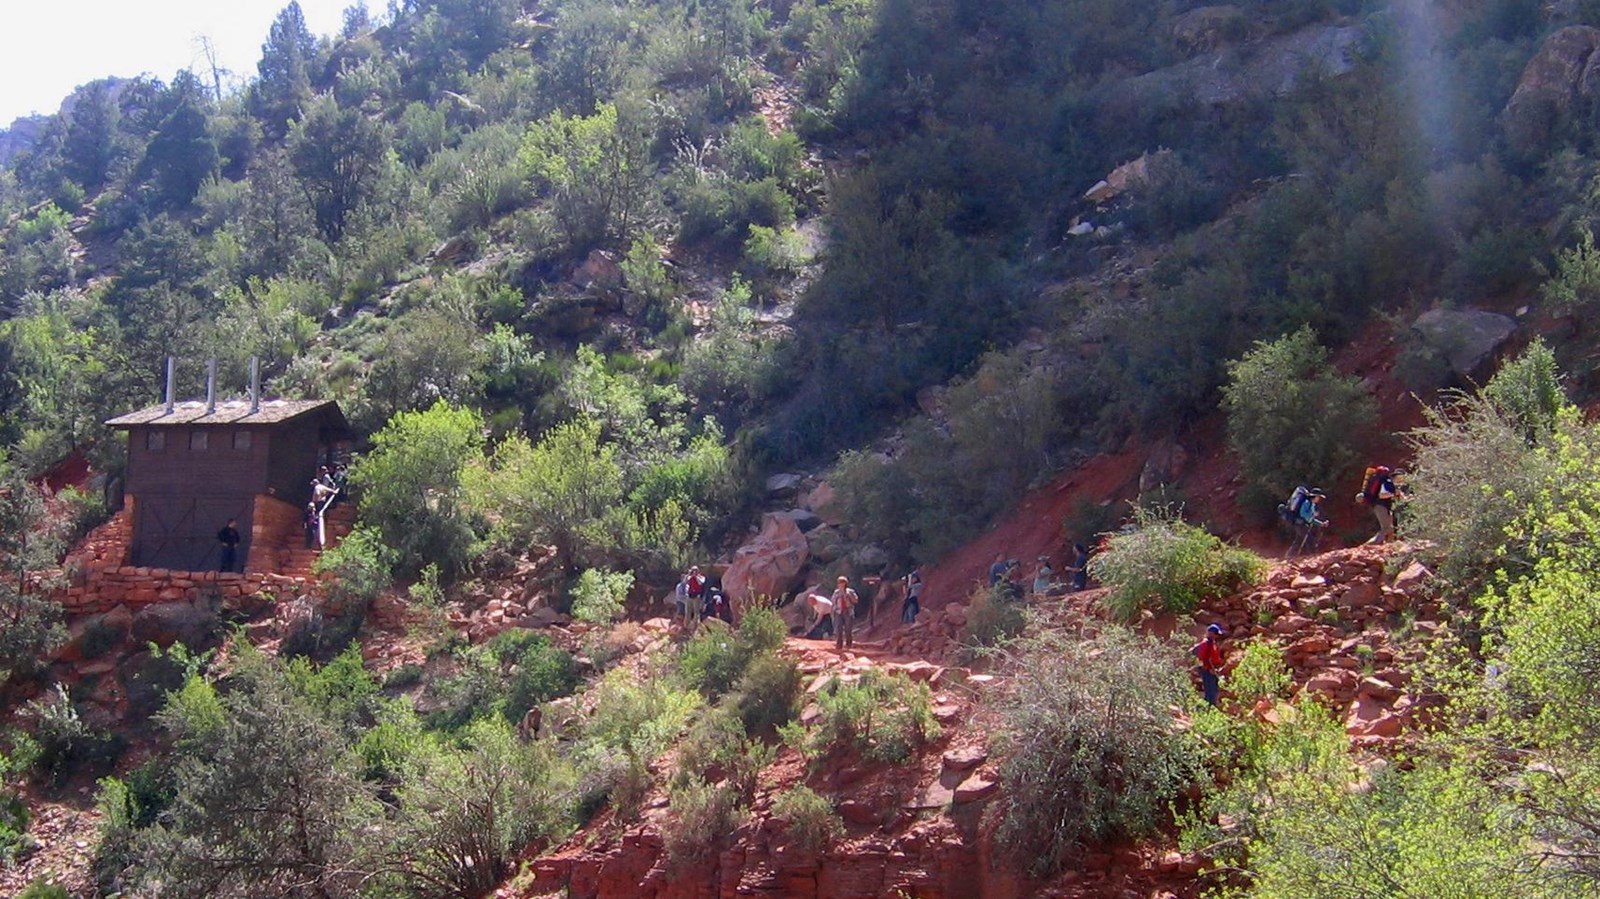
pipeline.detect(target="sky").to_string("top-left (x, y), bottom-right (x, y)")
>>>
top-left (0, 0), bottom-right (354, 124)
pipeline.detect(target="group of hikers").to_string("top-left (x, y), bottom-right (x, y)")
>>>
top-left (1278, 463), bottom-right (1405, 558)
top-left (304, 464), bottom-right (348, 550)
top-left (668, 565), bottom-right (733, 634)
top-left (667, 563), bottom-right (930, 652)
top-left (1203, 463), bottom-right (1408, 706)
top-left (986, 543), bottom-right (1091, 601)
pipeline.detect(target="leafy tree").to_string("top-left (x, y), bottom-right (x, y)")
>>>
top-left (558, 345), bottom-right (688, 474)
top-left (355, 308), bottom-right (487, 432)
top-left (135, 651), bottom-right (384, 896)
top-left (237, 148), bottom-right (319, 277)
top-left (1221, 326), bottom-right (1372, 513)
top-left (312, 526), bottom-right (397, 611)
top-left (465, 416), bottom-right (623, 572)
top-left (0, 294), bottom-right (116, 459)
top-left (135, 71), bottom-right (218, 209)
top-left (1482, 339), bottom-right (1565, 445)
top-left (251, 1), bottom-right (319, 138)
top-left (1403, 346), bottom-right (1573, 590)
top-left (387, 719), bottom-right (573, 896)
top-left (1541, 229), bottom-right (1600, 315)
top-left (570, 567), bottom-right (633, 624)
top-left (288, 95), bottom-right (390, 242)
top-left (0, 454), bottom-right (67, 684)
top-left (1238, 761), bottom-right (1549, 898)
top-left (0, 203), bottom-right (77, 305)
top-left (520, 102), bottom-right (654, 252)
top-left (62, 81), bottom-right (120, 191)
top-left (348, 401), bottom-right (485, 577)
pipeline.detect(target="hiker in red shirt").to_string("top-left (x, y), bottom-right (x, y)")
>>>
top-left (1193, 623), bottom-right (1226, 706)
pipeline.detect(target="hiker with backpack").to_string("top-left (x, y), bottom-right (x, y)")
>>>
top-left (1280, 486), bottom-right (1328, 558)
top-left (1357, 466), bottom-right (1402, 544)
top-left (1193, 623), bottom-right (1226, 706)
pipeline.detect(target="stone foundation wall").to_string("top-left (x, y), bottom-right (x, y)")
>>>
top-left (64, 501), bottom-right (134, 575)
top-left (249, 493), bottom-right (307, 572)
top-left (57, 567), bottom-right (313, 616)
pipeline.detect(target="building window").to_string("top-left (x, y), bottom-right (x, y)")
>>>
top-left (233, 430), bottom-right (252, 451)
top-left (190, 430), bottom-right (208, 451)
top-left (145, 430), bottom-right (165, 452)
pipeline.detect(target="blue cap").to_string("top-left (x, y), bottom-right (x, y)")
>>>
top-left (1207, 623), bottom-right (1224, 635)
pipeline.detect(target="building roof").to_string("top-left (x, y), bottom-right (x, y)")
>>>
top-left (106, 399), bottom-right (348, 430)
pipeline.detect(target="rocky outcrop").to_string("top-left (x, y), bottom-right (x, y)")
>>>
top-left (1410, 308), bottom-right (1517, 379)
top-left (1170, 5), bottom-right (1247, 54)
top-left (722, 513), bottom-right (811, 608)
top-left (522, 647), bottom-right (1176, 899)
top-left (1106, 23), bottom-right (1363, 110)
top-left (1192, 545), bottom-right (1436, 747)
top-left (1503, 26), bottom-right (1600, 154)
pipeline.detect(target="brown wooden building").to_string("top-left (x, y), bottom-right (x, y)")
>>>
top-left (106, 399), bottom-right (349, 571)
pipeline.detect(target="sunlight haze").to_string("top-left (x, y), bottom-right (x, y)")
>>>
top-left (0, 0), bottom-right (352, 124)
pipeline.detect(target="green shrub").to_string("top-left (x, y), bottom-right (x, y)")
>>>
top-left (0, 786), bottom-right (31, 865)
top-left (958, 585), bottom-right (1026, 657)
top-left (92, 759), bottom-right (176, 890)
top-left (1403, 346), bottom-right (1570, 590)
top-left (994, 627), bottom-right (1199, 877)
top-left (662, 776), bottom-right (745, 869)
top-left (1090, 506), bottom-right (1266, 622)
top-left (16, 881), bottom-right (69, 899)
top-left (20, 687), bottom-right (115, 785)
top-left (383, 663), bottom-right (425, 690)
top-left (771, 785), bottom-right (844, 852)
top-left (584, 667), bottom-right (701, 757)
top-left (678, 605), bottom-right (787, 699)
top-left (1228, 640), bottom-right (1292, 706)
top-left (346, 401), bottom-right (485, 579)
top-left (732, 652), bottom-right (803, 734)
top-left (574, 744), bottom-right (653, 823)
top-left (570, 568), bottom-right (634, 625)
top-left (313, 525), bottom-right (397, 610)
top-left (1220, 326), bottom-right (1372, 514)
top-left (807, 669), bottom-right (939, 764)
top-left (425, 646), bottom-right (505, 731)
top-left (503, 636), bottom-right (580, 723)
top-left (390, 719), bottom-right (575, 896)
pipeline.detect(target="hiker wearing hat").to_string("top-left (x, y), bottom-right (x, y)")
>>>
top-left (1032, 556), bottom-right (1056, 600)
top-left (1193, 624), bottom-right (1226, 706)
top-left (1288, 489), bottom-right (1329, 558)
top-left (1358, 466), bottom-right (1403, 544)
top-left (831, 575), bottom-right (859, 650)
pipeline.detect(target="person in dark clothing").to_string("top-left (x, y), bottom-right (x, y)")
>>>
top-left (304, 502), bottom-right (319, 549)
top-left (988, 554), bottom-right (1008, 586)
top-left (1068, 543), bottom-right (1090, 592)
top-left (218, 519), bottom-right (241, 572)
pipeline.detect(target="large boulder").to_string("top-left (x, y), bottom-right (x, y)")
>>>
top-left (130, 598), bottom-right (219, 649)
top-left (1504, 26), bottom-right (1600, 154)
top-left (765, 472), bottom-right (806, 499)
top-left (1170, 5), bottom-right (1247, 54)
top-left (1411, 308), bottom-right (1517, 379)
top-left (723, 513), bottom-right (811, 607)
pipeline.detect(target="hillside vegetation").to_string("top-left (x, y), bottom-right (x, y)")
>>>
top-left (7, 0), bottom-right (1600, 895)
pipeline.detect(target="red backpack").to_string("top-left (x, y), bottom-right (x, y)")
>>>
top-left (1358, 466), bottom-right (1390, 504)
